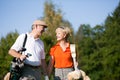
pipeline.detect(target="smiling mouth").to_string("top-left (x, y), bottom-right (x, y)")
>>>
top-left (56, 37), bottom-right (60, 39)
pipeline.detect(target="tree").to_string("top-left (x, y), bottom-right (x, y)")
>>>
top-left (100, 2), bottom-right (120, 80)
top-left (75, 24), bottom-right (96, 78)
top-left (75, 2), bottom-right (120, 79)
top-left (43, 1), bottom-right (74, 42)
top-left (0, 31), bottom-right (19, 79)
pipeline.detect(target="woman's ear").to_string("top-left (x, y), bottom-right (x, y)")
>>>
top-left (63, 33), bottom-right (67, 38)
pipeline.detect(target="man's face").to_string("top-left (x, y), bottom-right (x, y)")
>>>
top-left (34, 24), bottom-right (46, 36)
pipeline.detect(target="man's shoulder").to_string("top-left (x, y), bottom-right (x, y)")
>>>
top-left (19, 33), bottom-right (27, 37)
top-left (17, 33), bottom-right (27, 40)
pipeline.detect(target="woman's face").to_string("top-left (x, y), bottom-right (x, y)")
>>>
top-left (56, 28), bottom-right (66, 41)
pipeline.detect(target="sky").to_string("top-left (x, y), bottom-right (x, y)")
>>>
top-left (0, 0), bottom-right (119, 38)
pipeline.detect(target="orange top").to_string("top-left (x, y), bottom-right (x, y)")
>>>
top-left (50, 42), bottom-right (73, 68)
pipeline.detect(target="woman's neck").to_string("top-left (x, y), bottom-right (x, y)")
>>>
top-left (59, 40), bottom-right (69, 51)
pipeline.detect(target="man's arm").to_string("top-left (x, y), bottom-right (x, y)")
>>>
top-left (9, 49), bottom-right (26, 60)
top-left (41, 59), bottom-right (49, 80)
top-left (47, 56), bottom-right (54, 77)
top-left (41, 59), bottom-right (48, 75)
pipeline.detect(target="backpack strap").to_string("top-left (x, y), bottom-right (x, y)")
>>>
top-left (70, 44), bottom-right (78, 70)
top-left (22, 34), bottom-right (27, 48)
top-left (18, 34), bottom-right (27, 53)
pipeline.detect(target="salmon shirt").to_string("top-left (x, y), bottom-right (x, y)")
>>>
top-left (50, 42), bottom-right (73, 68)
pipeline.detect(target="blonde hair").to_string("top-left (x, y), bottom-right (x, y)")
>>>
top-left (56, 26), bottom-right (71, 40)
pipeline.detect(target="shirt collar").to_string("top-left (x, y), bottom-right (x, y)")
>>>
top-left (56, 42), bottom-right (70, 47)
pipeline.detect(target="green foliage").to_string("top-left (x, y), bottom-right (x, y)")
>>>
top-left (75, 2), bottom-right (120, 80)
top-left (43, 1), bottom-right (63, 38)
top-left (1, 1), bottom-right (120, 80)
top-left (0, 31), bottom-right (19, 79)
top-left (43, 1), bottom-right (74, 42)
top-left (41, 35), bottom-right (55, 64)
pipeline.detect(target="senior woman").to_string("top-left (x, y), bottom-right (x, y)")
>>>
top-left (48, 26), bottom-right (74, 80)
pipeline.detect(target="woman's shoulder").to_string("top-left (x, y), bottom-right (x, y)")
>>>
top-left (50, 43), bottom-right (58, 52)
top-left (50, 45), bottom-right (57, 50)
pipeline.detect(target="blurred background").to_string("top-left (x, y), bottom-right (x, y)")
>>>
top-left (0, 0), bottom-right (120, 80)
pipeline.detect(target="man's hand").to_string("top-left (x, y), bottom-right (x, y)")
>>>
top-left (20, 55), bottom-right (27, 61)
